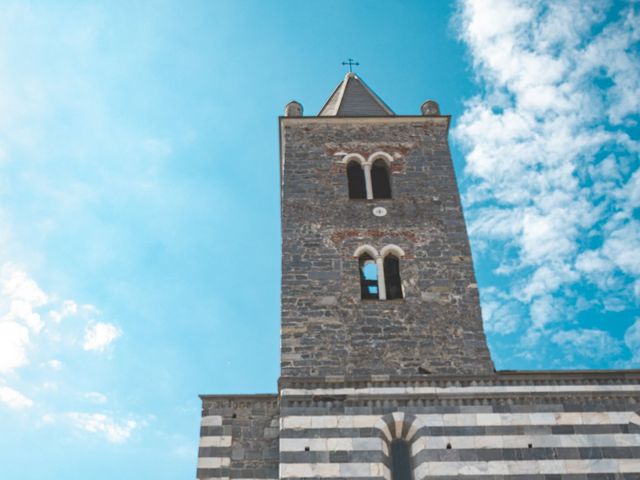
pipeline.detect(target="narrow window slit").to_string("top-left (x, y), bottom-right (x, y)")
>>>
top-left (359, 253), bottom-right (379, 300)
top-left (371, 158), bottom-right (391, 199)
top-left (347, 161), bottom-right (366, 199)
top-left (384, 254), bottom-right (403, 300)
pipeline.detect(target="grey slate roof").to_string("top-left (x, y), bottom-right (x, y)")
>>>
top-left (318, 72), bottom-right (394, 116)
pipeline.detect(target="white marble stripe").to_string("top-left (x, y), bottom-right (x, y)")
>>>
top-left (413, 458), bottom-right (640, 478)
top-left (411, 433), bottom-right (640, 452)
top-left (196, 456), bottom-right (230, 468)
top-left (280, 462), bottom-right (390, 479)
top-left (199, 435), bottom-right (232, 447)
top-left (281, 411), bottom-right (634, 429)
top-left (279, 434), bottom-right (640, 452)
top-left (280, 437), bottom-right (387, 452)
top-left (200, 415), bottom-right (223, 427)
top-left (281, 384), bottom-right (640, 397)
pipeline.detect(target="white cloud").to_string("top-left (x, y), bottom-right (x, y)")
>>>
top-left (0, 321), bottom-right (30, 373)
top-left (454, 0), bottom-right (640, 353)
top-left (623, 318), bottom-right (640, 366)
top-left (601, 220), bottom-right (640, 277)
top-left (0, 385), bottom-right (33, 409)
top-left (1, 263), bottom-right (48, 306)
top-left (529, 295), bottom-right (563, 330)
top-left (1, 263), bottom-right (48, 333)
top-left (47, 359), bottom-right (62, 370)
top-left (84, 391), bottom-right (107, 404)
top-left (551, 328), bottom-right (622, 361)
top-left (66, 412), bottom-right (136, 443)
top-left (41, 413), bottom-right (55, 424)
top-left (480, 287), bottom-right (523, 334)
top-left (0, 261), bottom-right (125, 438)
top-left (48, 299), bottom-right (78, 323)
top-left (83, 322), bottom-right (121, 352)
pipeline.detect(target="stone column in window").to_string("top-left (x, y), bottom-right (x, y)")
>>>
top-left (363, 163), bottom-right (373, 200)
top-left (376, 256), bottom-right (387, 300)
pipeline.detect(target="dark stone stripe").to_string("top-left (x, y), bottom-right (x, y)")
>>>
top-left (276, 446), bottom-right (640, 467)
top-left (280, 427), bottom-right (377, 438)
top-left (412, 446), bottom-right (640, 464)
top-left (280, 423), bottom-right (631, 438)
top-left (419, 424), bottom-right (632, 436)
top-left (197, 467), bottom-right (278, 479)
top-left (280, 450), bottom-right (388, 464)
top-left (200, 426), bottom-right (226, 436)
top-left (229, 468), bottom-right (279, 479)
top-left (198, 446), bottom-right (231, 457)
top-left (280, 403), bottom-right (638, 415)
top-left (197, 467), bottom-right (229, 478)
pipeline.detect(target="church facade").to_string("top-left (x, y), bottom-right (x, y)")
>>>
top-left (197, 73), bottom-right (640, 479)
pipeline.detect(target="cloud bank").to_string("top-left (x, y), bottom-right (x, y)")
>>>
top-left (453, 0), bottom-right (639, 366)
top-left (0, 262), bottom-right (133, 441)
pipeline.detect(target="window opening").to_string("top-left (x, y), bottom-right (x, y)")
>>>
top-left (347, 161), bottom-right (367, 199)
top-left (390, 439), bottom-right (413, 480)
top-left (371, 159), bottom-right (391, 199)
top-left (359, 254), bottom-right (379, 300)
top-left (384, 254), bottom-right (403, 300)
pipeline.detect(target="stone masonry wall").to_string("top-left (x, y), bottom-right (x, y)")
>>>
top-left (197, 395), bottom-right (279, 479)
top-left (280, 117), bottom-right (494, 377)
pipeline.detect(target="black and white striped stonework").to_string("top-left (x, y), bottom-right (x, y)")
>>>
top-left (197, 395), bottom-right (279, 480)
top-left (196, 374), bottom-right (640, 479)
top-left (275, 373), bottom-right (640, 480)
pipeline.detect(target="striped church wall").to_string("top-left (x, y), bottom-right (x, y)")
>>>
top-left (278, 374), bottom-right (640, 480)
top-left (196, 373), bottom-right (640, 479)
top-left (197, 395), bottom-right (279, 480)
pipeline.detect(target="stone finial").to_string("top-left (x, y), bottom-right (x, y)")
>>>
top-left (285, 101), bottom-right (303, 117)
top-left (420, 100), bottom-right (440, 116)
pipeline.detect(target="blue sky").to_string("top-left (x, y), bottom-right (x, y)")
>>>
top-left (0, 1), bottom-right (638, 479)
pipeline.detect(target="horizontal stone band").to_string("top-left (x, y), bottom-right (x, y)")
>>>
top-left (281, 384), bottom-right (640, 397)
top-left (279, 434), bottom-right (640, 452)
top-left (280, 462), bottom-right (390, 478)
top-left (281, 411), bottom-right (635, 429)
top-left (414, 458), bottom-right (640, 477)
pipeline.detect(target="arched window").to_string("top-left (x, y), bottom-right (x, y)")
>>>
top-left (359, 254), bottom-right (379, 299)
top-left (371, 159), bottom-right (391, 199)
top-left (390, 439), bottom-right (413, 480)
top-left (384, 254), bottom-right (403, 300)
top-left (347, 161), bottom-right (366, 199)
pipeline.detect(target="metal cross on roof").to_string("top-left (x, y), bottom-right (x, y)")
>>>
top-left (342, 58), bottom-right (359, 73)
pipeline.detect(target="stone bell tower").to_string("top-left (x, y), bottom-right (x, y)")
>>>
top-left (196, 73), bottom-right (640, 480)
top-left (280, 72), bottom-right (494, 377)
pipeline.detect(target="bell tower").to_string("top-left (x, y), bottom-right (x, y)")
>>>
top-left (279, 72), bottom-right (494, 377)
top-left (196, 73), bottom-right (640, 480)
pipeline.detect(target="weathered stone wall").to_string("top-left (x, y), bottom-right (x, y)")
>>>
top-left (278, 372), bottom-right (640, 479)
top-left (280, 116), bottom-right (494, 377)
top-left (197, 395), bottom-right (279, 479)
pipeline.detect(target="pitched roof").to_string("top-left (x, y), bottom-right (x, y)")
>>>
top-left (318, 73), bottom-right (394, 117)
